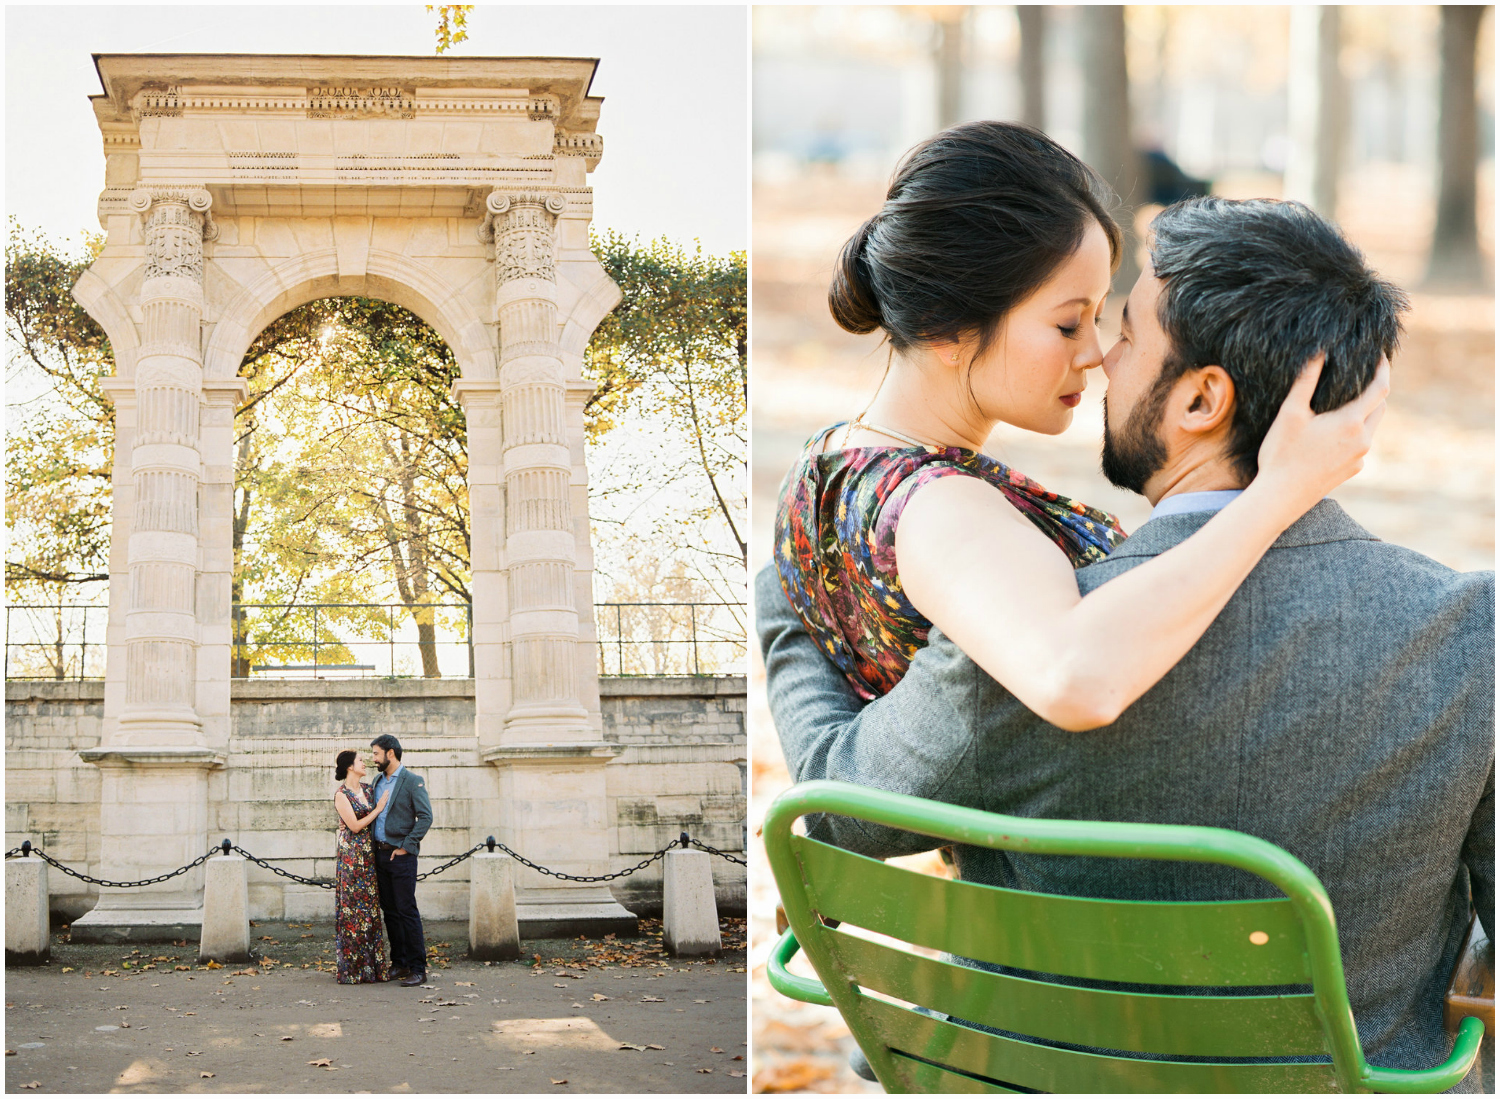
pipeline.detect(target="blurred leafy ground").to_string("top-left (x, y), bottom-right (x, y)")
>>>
top-left (749, 163), bottom-right (1493, 1093)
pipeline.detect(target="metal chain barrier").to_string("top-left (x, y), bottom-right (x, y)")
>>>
top-left (5, 832), bottom-right (749, 885)
top-left (686, 835), bottom-right (749, 866)
top-left (3, 839), bottom-right (222, 889)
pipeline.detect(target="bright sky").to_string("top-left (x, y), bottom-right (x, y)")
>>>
top-left (4, 4), bottom-right (748, 254)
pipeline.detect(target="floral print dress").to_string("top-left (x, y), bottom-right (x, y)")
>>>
top-left (774, 424), bottom-right (1127, 700)
top-left (334, 782), bottom-right (388, 984)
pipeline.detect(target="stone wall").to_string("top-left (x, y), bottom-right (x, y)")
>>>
top-left (5, 677), bottom-right (746, 923)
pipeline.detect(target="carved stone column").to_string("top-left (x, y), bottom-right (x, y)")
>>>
top-left (476, 190), bottom-right (634, 938)
top-left (75, 188), bottom-right (225, 943)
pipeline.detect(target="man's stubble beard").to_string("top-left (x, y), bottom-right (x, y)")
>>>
top-left (1101, 379), bottom-right (1172, 496)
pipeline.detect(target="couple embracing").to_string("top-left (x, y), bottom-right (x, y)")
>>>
top-left (761, 121), bottom-right (1492, 1083)
top-left (331, 735), bottom-right (434, 987)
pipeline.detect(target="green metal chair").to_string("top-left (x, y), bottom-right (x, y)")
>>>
top-left (764, 780), bottom-right (1485, 1094)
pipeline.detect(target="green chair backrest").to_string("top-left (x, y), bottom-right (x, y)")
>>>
top-left (764, 780), bottom-right (1484, 1094)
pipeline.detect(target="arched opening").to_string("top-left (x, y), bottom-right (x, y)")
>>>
top-left (230, 296), bottom-right (469, 680)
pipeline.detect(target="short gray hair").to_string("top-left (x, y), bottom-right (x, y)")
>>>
top-left (1148, 197), bottom-right (1407, 482)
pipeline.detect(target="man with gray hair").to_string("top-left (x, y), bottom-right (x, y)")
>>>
top-left (758, 197), bottom-right (1493, 1086)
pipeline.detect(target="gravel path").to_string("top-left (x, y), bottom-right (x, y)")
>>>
top-left (5, 919), bottom-right (749, 1094)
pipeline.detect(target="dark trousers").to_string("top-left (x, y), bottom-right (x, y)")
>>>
top-left (374, 847), bottom-right (426, 974)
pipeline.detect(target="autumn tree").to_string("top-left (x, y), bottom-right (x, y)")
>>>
top-left (233, 298), bottom-right (468, 678)
top-left (585, 232), bottom-right (747, 589)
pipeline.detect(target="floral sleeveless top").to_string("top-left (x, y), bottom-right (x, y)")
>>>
top-left (773, 424), bottom-right (1126, 700)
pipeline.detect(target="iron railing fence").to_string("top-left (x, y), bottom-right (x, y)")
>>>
top-left (594, 601), bottom-right (745, 677)
top-left (5, 601), bottom-right (746, 680)
top-left (3, 604), bottom-right (109, 682)
top-left (231, 602), bottom-right (474, 679)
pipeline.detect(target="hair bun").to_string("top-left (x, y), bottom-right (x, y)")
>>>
top-left (828, 216), bottom-right (884, 335)
top-left (334, 749), bottom-right (356, 782)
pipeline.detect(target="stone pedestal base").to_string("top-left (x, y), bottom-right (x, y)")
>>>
top-left (74, 748), bottom-right (223, 944)
top-left (484, 743), bottom-right (639, 939)
top-left (517, 900), bottom-right (640, 940)
top-left (71, 900), bottom-right (203, 944)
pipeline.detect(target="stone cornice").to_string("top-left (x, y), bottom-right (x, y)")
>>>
top-left (79, 746), bottom-right (228, 769)
top-left (91, 54), bottom-right (603, 133)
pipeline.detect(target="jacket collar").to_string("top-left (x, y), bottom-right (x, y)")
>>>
top-left (1105, 498), bottom-right (1380, 562)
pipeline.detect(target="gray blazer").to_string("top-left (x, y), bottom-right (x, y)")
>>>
top-left (758, 500), bottom-right (1494, 1085)
top-left (379, 766), bottom-right (434, 856)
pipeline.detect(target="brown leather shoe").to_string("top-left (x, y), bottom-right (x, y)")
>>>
top-left (387, 966), bottom-right (411, 981)
top-left (399, 971), bottom-right (427, 987)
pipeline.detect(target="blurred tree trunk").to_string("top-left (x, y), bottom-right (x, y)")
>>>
top-left (1080, 5), bottom-right (1143, 293)
top-left (1424, 5), bottom-right (1488, 289)
top-left (935, 7), bottom-right (968, 129)
top-left (1285, 5), bottom-right (1346, 218)
top-left (1017, 5), bottom-right (1046, 130)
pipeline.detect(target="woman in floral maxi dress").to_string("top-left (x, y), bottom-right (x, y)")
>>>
top-left (332, 750), bottom-right (391, 984)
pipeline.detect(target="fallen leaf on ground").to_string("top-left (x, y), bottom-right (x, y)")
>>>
top-left (60, 968), bottom-right (72, 973)
top-left (280, 1036), bottom-right (293, 1041)
top-left (729, 1070), bottom-right (745, 1077)
top-left (4, 1050), bottom-right (13, 1056)
top-left (753, 1060), bottom-right (836, 1093)
top-left (711, 1047), bottom-right (724, 1053)
top-left (203, 960), bottom-right (222, 969)
top-left (697, 1067), bottom-right (713, 1073)
top-left (554, 983), bottom-right (566, 988)
top-left (731, 1054), bottom-right (744, 1060)
top-left (550, 1079), bottom-right (567, 1086)
top-left (640, 995), bottom-right (664, 1002)
top-left (591, 993), bottom-right (609, 1001)
top-left (646, 1044), bottom-right (665, 1051)
top-left (308, 1059), bottom-right (332, 1068)
top-left (693, 999), bottom-right (709, 1004)
top-left (618, 1042), bottom-right (646, 1051)
top-left (454, 981), bottom-right (474, 987)
top-left (199, 1072), bottom-right (215, 1079)
top-left (22, 1081), bottom-right (41, 1088)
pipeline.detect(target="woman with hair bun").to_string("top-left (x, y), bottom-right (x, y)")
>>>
top-left (774, 120), bottom-right (1387, 729)
top-left (332, 749), bottom-right (391, 983)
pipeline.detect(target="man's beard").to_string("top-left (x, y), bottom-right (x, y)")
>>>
top-left (1101, 382), bottom-right (1171, 495)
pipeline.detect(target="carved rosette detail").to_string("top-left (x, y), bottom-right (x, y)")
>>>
top-left (488, 191), bottom-right (567, 286)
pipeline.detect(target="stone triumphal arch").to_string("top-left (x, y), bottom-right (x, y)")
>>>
top-left (70, 54), bottom-right (637, 938)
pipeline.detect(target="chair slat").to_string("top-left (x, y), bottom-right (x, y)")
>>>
top-left (887, 1052), bottom-right (1021, 1093)
top-left (797, 836), bottom-right (1308, 985)
top-left (826, 927), bottom-right (1326, 1057)
top-left (857, 994), bottom-right (1342, 1094)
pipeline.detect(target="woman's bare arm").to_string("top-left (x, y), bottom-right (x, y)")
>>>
top-left (897, 358), bottom-right (1388, 731)
top-left (334, 787), bottom-right (389, 832)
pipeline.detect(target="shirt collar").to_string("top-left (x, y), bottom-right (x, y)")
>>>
top-left (1148, 489), bottom-right (1244, 521)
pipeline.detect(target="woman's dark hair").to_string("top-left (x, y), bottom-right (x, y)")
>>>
top-left (829, 121), bottom-right (1122, 359)
top-left (335, 750), bottom-right (357, 782)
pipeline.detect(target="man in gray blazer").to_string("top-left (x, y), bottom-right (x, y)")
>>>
top-left (369, 735), bottom-right (434, 986)
top-left (758, 198), bottom-right (1494, 1087)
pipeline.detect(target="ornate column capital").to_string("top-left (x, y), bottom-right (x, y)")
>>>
top-left (130, 187), bottom-right (218, 258)
top-left (478, 190), bottom-right (567, 284)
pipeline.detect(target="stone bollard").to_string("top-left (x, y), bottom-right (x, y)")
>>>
top-left (469, 852), bottom-right (521, 960)
top-left (199, 854), bottom-right (252, 964)
top-left (663, 848), bottom-right (721, 957)
top-left (6, 855), bottom-right (50, 965)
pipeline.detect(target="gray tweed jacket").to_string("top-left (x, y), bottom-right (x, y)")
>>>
top-left (377, 766), bottom-right (433, 856)
top-left (758, 500), bottom-right (1494, 1086)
